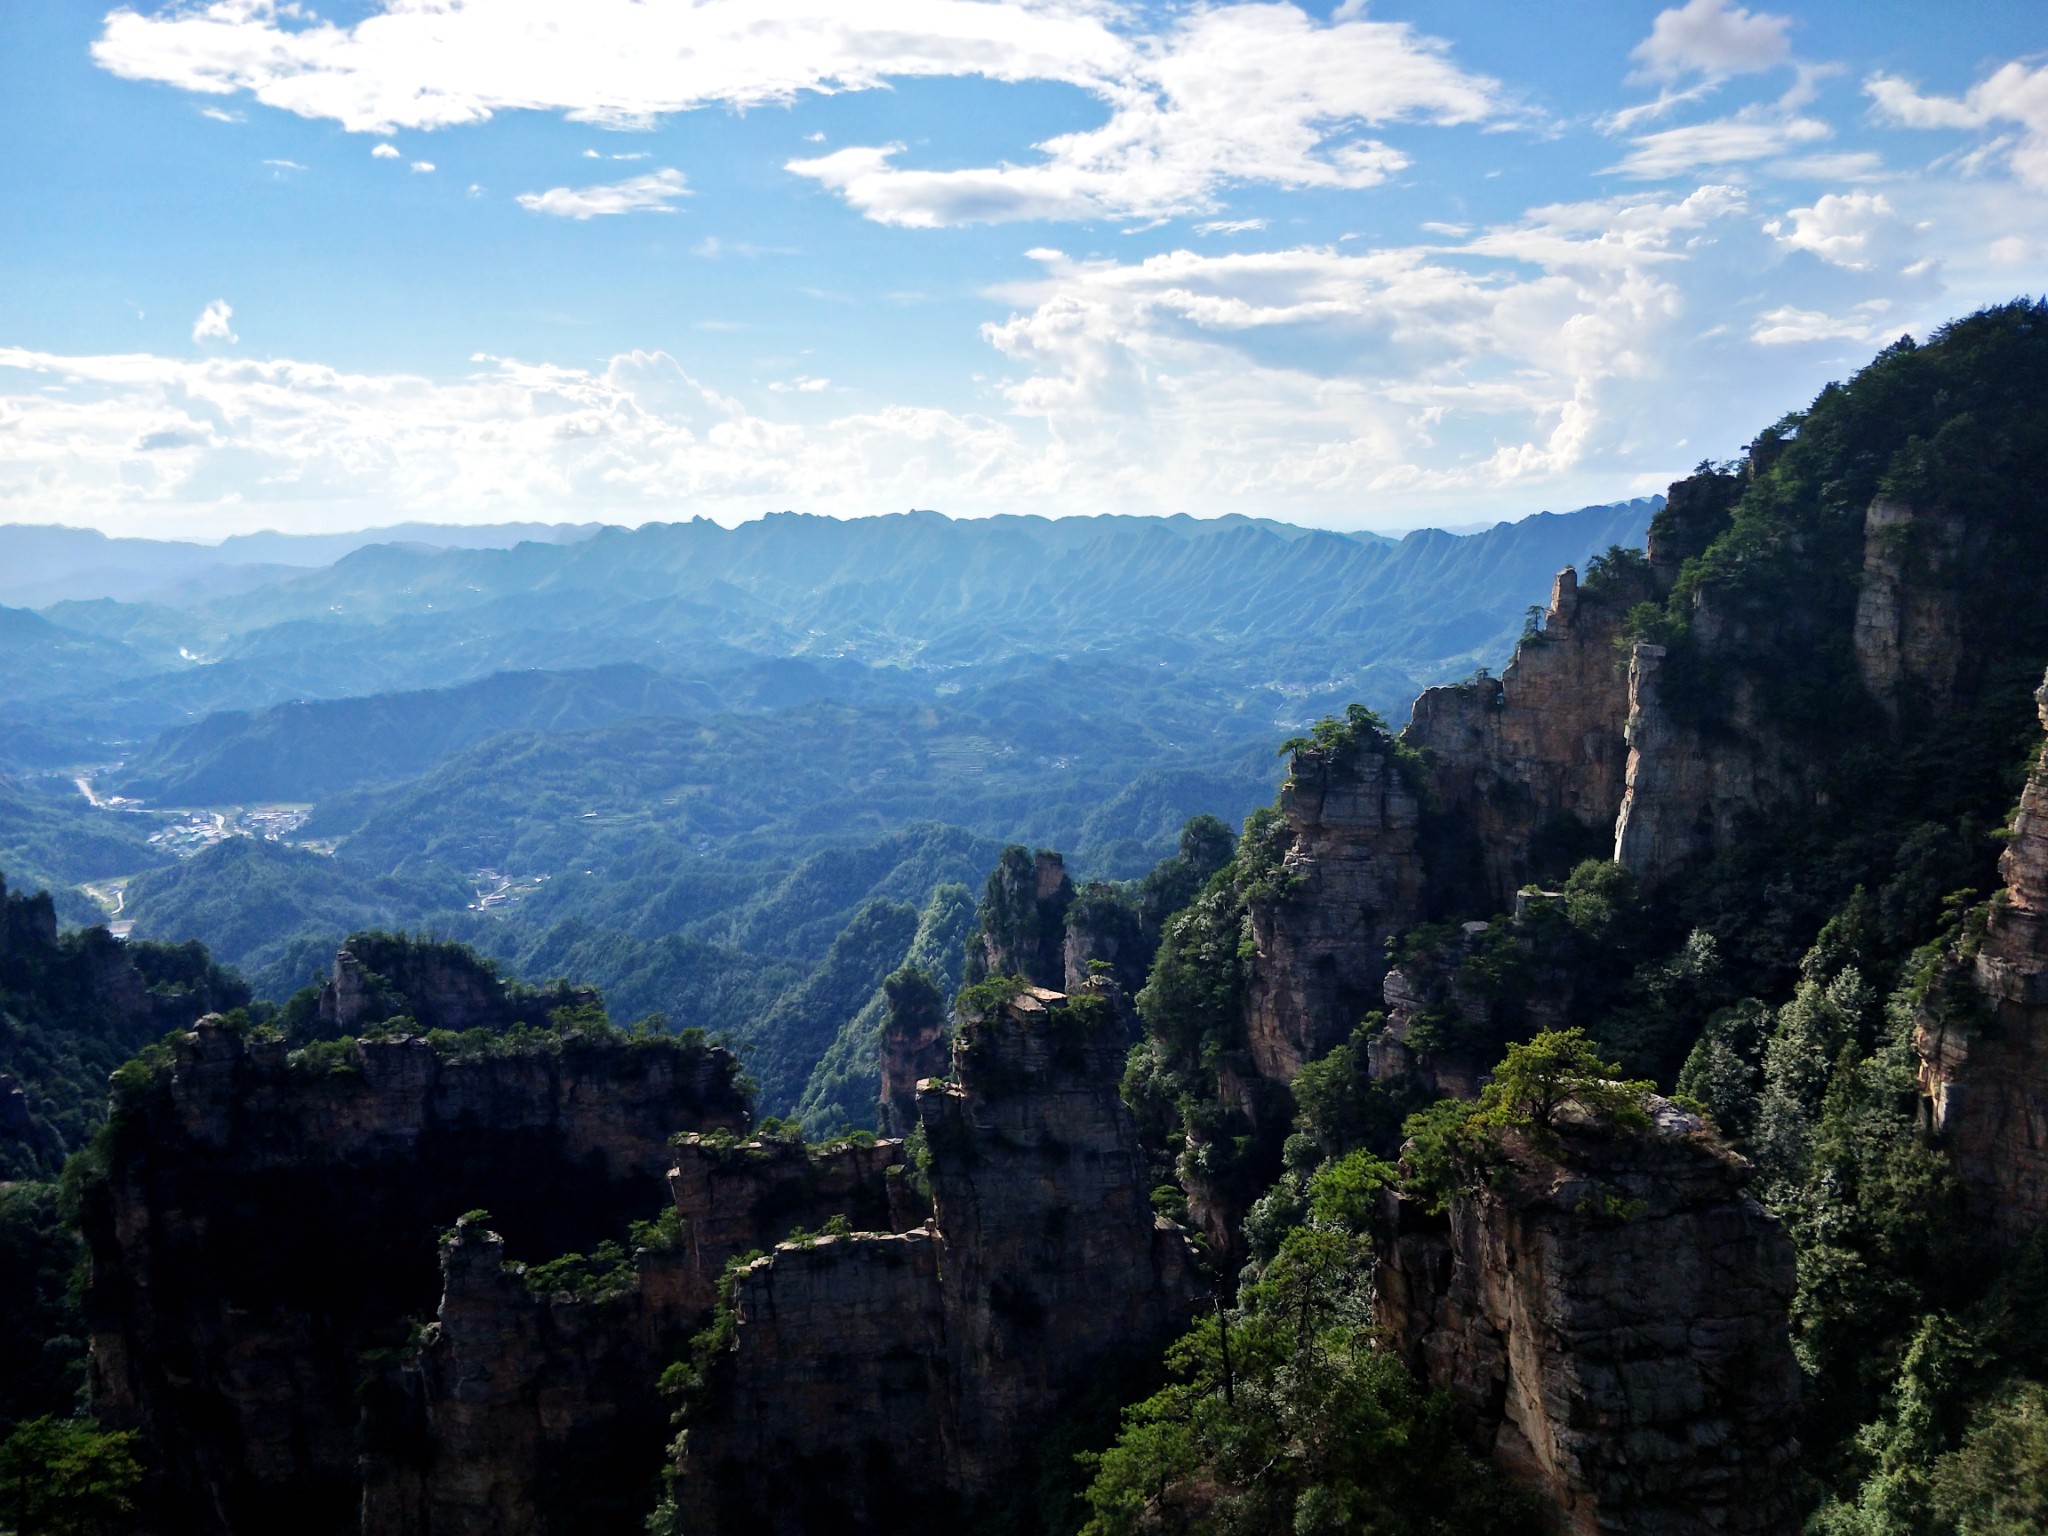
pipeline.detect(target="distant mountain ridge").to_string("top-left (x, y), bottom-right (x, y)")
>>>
top-left (0, 521), bottom-right (604, 607)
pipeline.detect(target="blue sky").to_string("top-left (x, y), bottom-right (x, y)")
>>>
top-left (1, 0), bottom-right (2044, 537)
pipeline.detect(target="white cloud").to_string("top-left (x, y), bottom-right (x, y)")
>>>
top-left (90, 0), bottom-right (1140, 133)
top-left (977, 185), bottom-right (1749, 496)
top-left (190, 300), bottom-right (237, 344)
top-left (1610, 112), bottom-right (1828, 178)
top-left (1769, 151), bottom-right (1885, 181)
top-left (1868, 61), bottom-right (2048, 191)
top-left (1631, 0), bottom-right (1792, 83)
top-left (1763, 190), bottom-right (1908, 270)
top-left (0, 345), bottom-right (1028, 531)
top-left (90, 1), bottom-right (1499, 227)
top-left (1196, 219), bottom-right (1268, 235)
top-left (0, 186), bottom-right (1756, 532)
top-left (371, 142), bottom-right (400, 159)
top-left (199, 105), bottom-right (242, 122)
top-left (1749, 304), bottom-right (1878, 345)
top-left (787, 5), bottom-right (1500, 225)
top-left (411, 160), bottom-right (435, 173)
top-left (262, 157), bottom-right (307, 170)
top-left (516, 168), bottom-right (689, 219)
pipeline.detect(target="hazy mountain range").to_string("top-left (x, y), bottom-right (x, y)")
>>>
top-left (0, 498), bottom-right (1657, 1119)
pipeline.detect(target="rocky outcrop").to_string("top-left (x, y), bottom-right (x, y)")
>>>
top-left (358, 1135), bottom-right (923, 1536)
top-left (1407, 564), bottom-right (1652, 911)
top-left (1916, 669), bottom-right (2048, 1239)
top-left (678, 1232), bottom-right (954, 1534)
top-left (966, 847), bottom-right (1074, 989)
top-left (362, 1222), bottom-right (708, 1536)
top-left (1853, 497), bottom-right (1965, 721)
top-left (1377, 1102), bottom-right (1801, 1535)
top-left (1062, 880), bottom-right (1150, 995)
top-left (1243, 736), bottom-right (1427, 1085)
top-left (1616, 488), bottom-right (1969, 887)
top-left (670, 981), bottom-right (1199, 1533)
top-left (1611, 640), bottom-right (1804, 887)
top-left (877, 969), bottom-right (950, 1136)
top-left (667, 1132), bottom-right (918, 1310)
top-left (318, 932), bottom-right (596, 1036)
top-left (82, 1018), bottom-right (749, 1536)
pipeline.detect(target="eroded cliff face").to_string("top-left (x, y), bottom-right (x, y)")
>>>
top-left (362, 1224), bottom-right (705, 1536)
top-left (1610, 637), bottom-right (1807, 885)
top-left (1853, 497), bottom-right (1966, 722)
top-left (1244, 739), bottom-right (1427, 1084)
top-left (671, 982), bottom-right (1200, 1534)
top-left (1377, 1102), bottom-right (1801, 1536)
top-left (1916, 669), bottom-right (2048, 1238)
top-left (666, 1133), bottom-right (918, 1310)
top-left (83, 1003), bottom-right (748, 1536)
top-left (358, 1135), bottom-right (923, 1536)
top-left (1406, 566), bottom-right (1652, 913)
top-left (878, 971), bottom-right (950, 1136)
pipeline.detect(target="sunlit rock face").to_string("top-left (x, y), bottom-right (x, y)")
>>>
top-left (1917, 669), bottom-right (2048, 1240)
top-left (1377, 1101), bottom-right (1802, 1536)
top-left (1407, 564), bottom-right (1650, 913)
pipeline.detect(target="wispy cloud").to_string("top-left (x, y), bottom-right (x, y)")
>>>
top-left (411, 160), bottom-right (436, 173)
top-left (1749, 304), bottom-right (1880, 345)
top-left (1868, 61), bottom-right (2048, 191)
top-left (1609, 113), bottom-right (1828, 178)
top-left (199, 105), bottom-right (242, 123)
top-left (1196, 218), bottom-right (1268, 235)
top-left (262, 158), bottom-right (308, 171)
top-left (190, 300), bottom-right (236, 344)
top-left (516, 167), bottom-right (689, 218)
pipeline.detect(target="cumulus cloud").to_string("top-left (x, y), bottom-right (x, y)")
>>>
top-left (411, 160), bottom-right (435, 173)
top-left (1764, 190), bottom-right (1909, 270)
top-left (787, 5), bottom-right (1501, 225)
top-left (190, 300), bottom-right (237, 343)
top-left (1630, 0), bottom-right (1792, 83)
top-left (1868, 61), bottom-right (2048, 191)
top-left (516, 168), bottom-right (689, 219)
top-left (371, 142), bottom-right (400, 158)
top-left (978, 185), bottom-right (1750, 496)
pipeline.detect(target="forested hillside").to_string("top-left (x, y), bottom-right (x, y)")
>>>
top-left (0, 500), bottom-right (1654, 1123)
